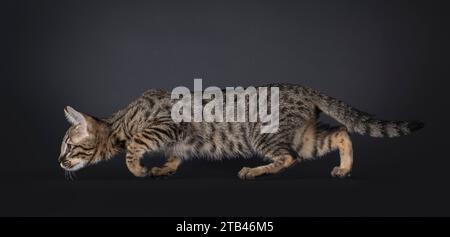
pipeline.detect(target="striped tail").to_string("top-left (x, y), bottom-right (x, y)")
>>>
top-left (307, 88), bottom-right (424, 138)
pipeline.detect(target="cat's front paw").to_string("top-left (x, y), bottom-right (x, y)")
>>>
top-left (129, 167), bottom-right (149, 177)
top-left (238, 167), bottom-right (257, 180)
top-left (150, 166), bottom-right (176, 178)
top-left (331, 166), bottom-right (351, 178)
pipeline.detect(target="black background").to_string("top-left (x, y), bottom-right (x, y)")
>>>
top-left (2, 0), bottom-right (449, 216)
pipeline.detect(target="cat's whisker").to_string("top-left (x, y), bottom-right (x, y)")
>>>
top-left (64, 170), bottom-right (73, 181)
top-left (69, 171), bottom-right (74, 181)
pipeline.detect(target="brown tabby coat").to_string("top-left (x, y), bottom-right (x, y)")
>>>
top-left (59, 84), bottom-right (423, 179)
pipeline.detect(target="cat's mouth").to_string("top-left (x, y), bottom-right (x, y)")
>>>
top-left (60, 160), bottom-right (87, 171)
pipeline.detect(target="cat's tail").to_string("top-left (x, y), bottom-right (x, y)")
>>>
top-left (307, 88), bottom-right (424, 138)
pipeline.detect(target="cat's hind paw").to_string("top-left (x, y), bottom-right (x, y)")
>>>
top-left (331, 166), bottom-right (351, 178)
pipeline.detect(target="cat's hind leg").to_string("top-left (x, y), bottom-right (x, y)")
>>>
top-left (328, 127), bottom-right (353, 178)
top-left (150, 155), bottom-right (182, 177)
top-left (294, 123), bottom-right (353, 178)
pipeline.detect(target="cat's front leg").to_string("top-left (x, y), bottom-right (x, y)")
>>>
top-left (125, 133), bottom-right (160, 177)
top-left (238, 149), bottom-right (297, 180)
top-left (150, 156), bottom-right (182, 177)
top-left (126, 143), bottom-right (148, 177)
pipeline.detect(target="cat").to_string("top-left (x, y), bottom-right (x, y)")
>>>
top-left (59, 83), bottom-right (423, 179)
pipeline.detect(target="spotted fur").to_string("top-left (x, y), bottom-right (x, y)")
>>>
top-left (58, 84), bottom-right (424, 179)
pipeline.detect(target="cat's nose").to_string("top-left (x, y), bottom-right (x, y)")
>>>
top-left (60, 159), bottom-right (70, 168)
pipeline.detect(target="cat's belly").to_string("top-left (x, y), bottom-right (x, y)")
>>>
top-left (169, 137), bottom-right (254, 160)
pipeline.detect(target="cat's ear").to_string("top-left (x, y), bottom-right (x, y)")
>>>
top-left (64, 106), bottom-right (87, 126)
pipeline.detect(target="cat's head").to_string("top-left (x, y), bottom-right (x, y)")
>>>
top-left (59, 106), bottom-right (106, 172)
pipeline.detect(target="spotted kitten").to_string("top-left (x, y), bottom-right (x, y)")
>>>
top-left (59, 84), bottom-right (423, 179)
